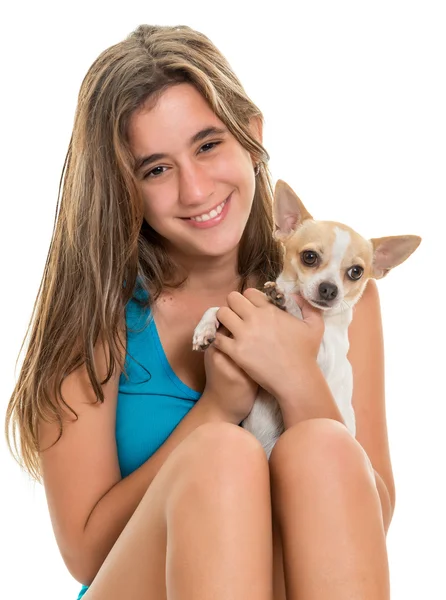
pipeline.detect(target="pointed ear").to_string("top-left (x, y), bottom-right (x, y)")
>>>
top-left (370, 235), bottom-right (422, 279)
top-left (273, 180), bottom-right (313, 241)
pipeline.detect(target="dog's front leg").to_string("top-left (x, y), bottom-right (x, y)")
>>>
top-left (263, 281), bottom-right (287, 310)
top-left (192, 307), bottom-right (220, 351)
top-left (264, 281), bottom-right (303, 319)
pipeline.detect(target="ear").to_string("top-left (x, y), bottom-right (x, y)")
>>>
top-left (248, 115), bottom-right (263, 145)
top-left (273, 180), bottom-right (313, 241)
top-left (370, 235), bottom-right (422, 279)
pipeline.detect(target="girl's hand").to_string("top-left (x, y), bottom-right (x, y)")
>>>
top-left (200, 325), bottom-right (259, 425)
top-left (212, 289), bottom-right (325, 404)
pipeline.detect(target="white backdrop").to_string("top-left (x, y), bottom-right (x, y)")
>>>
top-left (1, 1), bottom-right (445, 598)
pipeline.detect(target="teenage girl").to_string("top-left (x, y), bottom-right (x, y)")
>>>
top-left (5, 24), bottom-right (393, 600)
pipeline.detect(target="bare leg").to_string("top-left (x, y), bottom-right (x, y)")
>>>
top-left (269, 418), bottom-right (390, 600)
top-left (84, 422), bottom-right (273, 600)
top-left (165, 424), bottom-right (273, 599)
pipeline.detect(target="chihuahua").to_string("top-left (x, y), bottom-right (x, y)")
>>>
top-left (192, 180), bottom-right (421, 458)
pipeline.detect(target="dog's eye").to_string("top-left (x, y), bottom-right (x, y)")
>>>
top-left (301, 251), bottom-right (319, 266)
top-left (347, 265), bottom-right (364, 280)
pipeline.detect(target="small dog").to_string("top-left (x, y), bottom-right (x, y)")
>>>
top-left (192, 180), bottom-right (421, 458)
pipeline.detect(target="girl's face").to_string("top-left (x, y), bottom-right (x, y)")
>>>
top-left (127, 83), bottom-right (260, 261)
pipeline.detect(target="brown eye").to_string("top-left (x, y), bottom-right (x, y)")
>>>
top-left (301, 251), bottom-right (319, 266)
top-left (347, 265), bottom-right (364, 280)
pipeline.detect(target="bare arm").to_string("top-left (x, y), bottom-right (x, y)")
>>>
top-left (276, 358), bottom-right (345, 428)
top-left (347, 280), bottom-right (395, 534)
top-left (273, 281), bottom-right (394, 533)
top-left (39, 324), bottom-right (226, 586)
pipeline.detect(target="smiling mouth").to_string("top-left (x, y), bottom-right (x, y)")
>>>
top-left (180, 194), bottom-right (231, 221)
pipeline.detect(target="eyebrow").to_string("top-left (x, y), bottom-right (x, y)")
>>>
top-left (134, 126), bottom-right (228, 173)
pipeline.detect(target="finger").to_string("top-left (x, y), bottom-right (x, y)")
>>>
top-left (226, 290), bottom-right (258, 319)
top-left (216, 306), bottom-right (244, 337)
top-left (212, 330), bottom-right (236, 357)
top-left (293, 293), bottom-right (305, 308)
top-left (294, 294), bottom-right (324, 324)
top-left (217, 324), bottom-right (232, 337)
top-left (242, 287), bottom-right (270, 307)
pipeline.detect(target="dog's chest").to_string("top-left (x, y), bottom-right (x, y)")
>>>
top-left (318, 313), bottom-right (352, 382)
top-left (242, 302), bottom-right (356, 456)
top-left (286, 294), bottom-right (353, 383)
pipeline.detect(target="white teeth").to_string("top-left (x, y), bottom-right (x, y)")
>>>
top-left (190, 199), bottom-right (226, 222)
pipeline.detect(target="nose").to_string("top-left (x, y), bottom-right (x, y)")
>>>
top-left (318, 281), bottom-right (338, 301)
top-left (178, 161), bottom-right (215, 206)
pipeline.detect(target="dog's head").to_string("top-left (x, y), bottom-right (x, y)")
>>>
top-left (273, 180), bottom-right (421, 313)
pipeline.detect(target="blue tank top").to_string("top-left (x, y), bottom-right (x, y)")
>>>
top-left (77, 282), bottom-right (202, 598)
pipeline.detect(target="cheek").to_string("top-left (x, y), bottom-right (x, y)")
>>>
top-left (141, 199), bottom-right (158, 223)
top-left (141, 196), bottom-right (170, 232)
top-left (290, 263), bottom-right (314, 289)
top-left (141, 185), bottom-right (171, 217)
top-left (296, 267), bottom-right (311, 283)
top-left (220, 143), bottom-right (254, 178)
top-left (343, 280), bottom-right (365, 301)
top-left (217, 154), bottom-right (252, 185)
top-left (293, 259), bottom-right (316, 282)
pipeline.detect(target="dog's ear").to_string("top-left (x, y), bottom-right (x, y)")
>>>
top-left (273, 180), bottom-right (313, 241)
top-left (369, 235), bottom-right (421, 279)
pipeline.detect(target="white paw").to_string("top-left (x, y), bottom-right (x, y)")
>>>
top-left (192, 307), bottom-right (220, 351)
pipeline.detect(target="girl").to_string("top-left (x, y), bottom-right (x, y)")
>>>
top-left (5, 24), bottom-right (393, 599)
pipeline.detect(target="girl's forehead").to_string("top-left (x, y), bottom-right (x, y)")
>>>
top-left (128, 83), bottom-right (225, 153)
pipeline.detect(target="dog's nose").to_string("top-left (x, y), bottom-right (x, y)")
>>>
top-left (319, 282), bottom-right (338, 301)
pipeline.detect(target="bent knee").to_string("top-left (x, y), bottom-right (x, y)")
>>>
top-left (187, 422), bottom-right (266, 459)
top-left (166, 422), bottom-right (269, 499)
top-left (190, 421), bottom-right (267, 461)
top-left (270, 418), bottom-right (374, 482)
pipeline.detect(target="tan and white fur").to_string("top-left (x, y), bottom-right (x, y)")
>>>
top-left (192, 180), bottom-right (421, 458)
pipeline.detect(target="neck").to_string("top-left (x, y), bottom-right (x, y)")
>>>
top-left (166, 245), bottom-right (243, 297)
top-left (323, 306), bottom-right (353, 329)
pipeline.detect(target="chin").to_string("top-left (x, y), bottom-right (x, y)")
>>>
top-left (199, 229), bottom-right (245, 257)
top-left (199, 239), bottom-right (240, 258)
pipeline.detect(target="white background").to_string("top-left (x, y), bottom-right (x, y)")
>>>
top-left (1, 1), bottom-right (445, 598)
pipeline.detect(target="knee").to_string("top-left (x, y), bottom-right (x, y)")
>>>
top-left (191, 421), bottom-right (267, 465)
top-left (168, 422), bottom-right (270, 503)
top-left (269, 418), bottom-right (375, 489)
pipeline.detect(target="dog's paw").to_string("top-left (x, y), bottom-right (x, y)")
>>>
top-left (264, 281), bottom-right (287, 310)
top-left (192, 307), bottom-right (220, 351)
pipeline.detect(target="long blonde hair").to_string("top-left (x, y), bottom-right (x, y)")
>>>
top-left (5, 24), bottom-right (283, 482)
